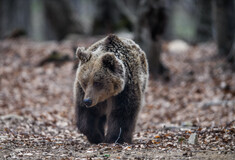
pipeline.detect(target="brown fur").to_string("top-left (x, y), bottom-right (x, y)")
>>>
top-left (74, 34), bottom-right (148, 144)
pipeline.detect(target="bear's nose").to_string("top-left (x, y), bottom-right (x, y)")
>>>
top-left (83, 98), bottom-right (92, 107)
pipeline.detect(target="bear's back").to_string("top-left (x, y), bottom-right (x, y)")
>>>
top-left (88, 35), bottom-right (148, 74)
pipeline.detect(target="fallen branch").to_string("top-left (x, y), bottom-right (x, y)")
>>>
top-left (198, 100), bottom-right (235, 108)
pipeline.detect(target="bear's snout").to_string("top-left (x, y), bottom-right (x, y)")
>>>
top-left (83, 98), bottom-right (92, 107)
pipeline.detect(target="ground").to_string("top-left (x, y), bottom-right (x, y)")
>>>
top-left (0, 38), bottom-right (234, 159)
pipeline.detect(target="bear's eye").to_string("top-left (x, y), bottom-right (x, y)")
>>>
top-left (93, 81), bottom-right (103, 89)
top-left (81, 81), bottom-right (88, 90)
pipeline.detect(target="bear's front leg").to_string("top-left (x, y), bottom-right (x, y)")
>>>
top-left (105, 112), bottom-right (137, 143)
top-left (75, 84), bottom-right (105, 144)
top-left (77, 108), bottom-right (105, 144)
top-left (104, 87), bottom-right (141, 144)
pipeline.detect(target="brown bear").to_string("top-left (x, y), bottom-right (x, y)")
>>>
top-left (74, 34), bottom-right (148, 144)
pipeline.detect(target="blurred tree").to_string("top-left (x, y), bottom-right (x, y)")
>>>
top-left (92, 0), bottom-right (115, 34)
top-left (214, 0), bottom-right (235, 68)
top-left (135, 0), bottom-right (168, 78)
top-left (230, 41), bottom-right (235, 70)
top-left (92, 0), bottom-right (133, 34)
top-left (0, 0), bottom-right (31, 39)
top-left (43, 0), bottom-right (82, 40)
top-left (0, 0), bottom-right (82, 40)
top-left (196, 0), bottom-right (213, 42)
top-left (115, 0), bottom-right (168, 79)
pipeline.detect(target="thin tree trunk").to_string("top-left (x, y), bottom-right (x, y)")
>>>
top-left (0, 0), bottom-right (31, 39)
top-left (43, 0), bottom-right (82, 40)
top-left (196, 0), bottom-right (213, 42)
top-left (134, 0), bottom-right (168, 79)
top-left (214, 0), bottom-right (234, 56)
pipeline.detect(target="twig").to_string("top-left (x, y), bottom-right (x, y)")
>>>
top-left (115, 128), bottom-right (122, 144)
top-left (201, 100), bottom-right (235, 108)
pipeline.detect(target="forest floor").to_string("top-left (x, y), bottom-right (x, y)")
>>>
top-left (0, 37), bottom-right (234, 159)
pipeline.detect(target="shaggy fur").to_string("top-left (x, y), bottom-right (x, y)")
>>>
top-left (74, 34), bottom-right (149, 144)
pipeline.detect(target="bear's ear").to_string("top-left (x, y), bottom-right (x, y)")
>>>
top-left (102, 53), bottom-right (123, 75)
top-left (75, 47), bottom-right (91, 63)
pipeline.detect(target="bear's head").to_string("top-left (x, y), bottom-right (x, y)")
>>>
top-left (76, 47), bottom-right (126, 107)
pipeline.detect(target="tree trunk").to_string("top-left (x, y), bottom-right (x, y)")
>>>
top-left (92, 0), bottom-right (117, 34)
top-left (196, 0), bottom-right (213, 42)
top-left (43, 0), bottom-right (82, 40)
top-left (92, 0), bottom-right (132, 35)
top-left (214, 0), bottom-right (234, 57)
top-left (0, 0), bottom-right (31, 39)
top-left (231, 39), bottom-right (235, 70)
top-left (134, 0), bottom-right (168, 79)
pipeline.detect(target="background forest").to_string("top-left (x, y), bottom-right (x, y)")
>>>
top-left (0, 0), bottom-right (234, 159)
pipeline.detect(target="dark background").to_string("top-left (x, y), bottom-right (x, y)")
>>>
top-left (0, 0), bottom-right (234, 76)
